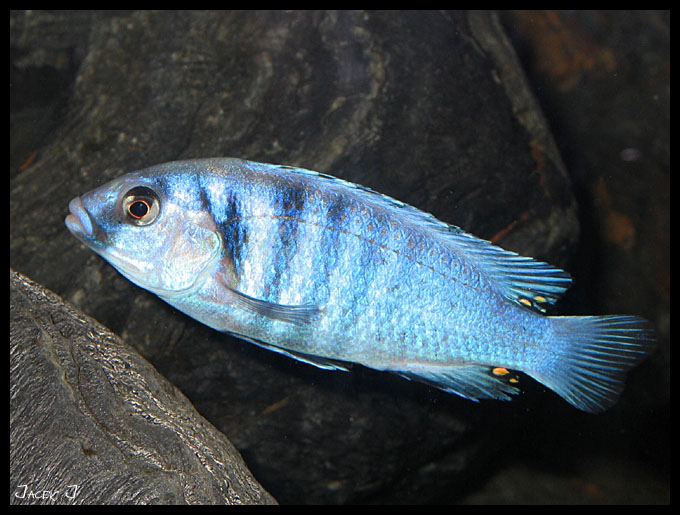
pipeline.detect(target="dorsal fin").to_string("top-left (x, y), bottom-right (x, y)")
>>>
top-left (436, 226), bottom-right (572, 311)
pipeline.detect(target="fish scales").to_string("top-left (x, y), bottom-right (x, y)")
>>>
top-left (65, 158), bottom-right (654, 412)
top-left (201, 163), bottom-right (506, 365)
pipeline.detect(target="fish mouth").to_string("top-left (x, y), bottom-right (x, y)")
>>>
top-left (65, 196), bottom-right (95, 240)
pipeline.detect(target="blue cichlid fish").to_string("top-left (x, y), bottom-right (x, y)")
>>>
top-left (65, 158), bottom-right (654, 412)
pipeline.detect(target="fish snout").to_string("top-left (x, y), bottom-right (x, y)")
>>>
top-left (65, 196), bottom-right (94, 238)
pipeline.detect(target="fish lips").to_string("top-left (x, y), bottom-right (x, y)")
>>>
top-left (65, 196), bottom-right (95, 242)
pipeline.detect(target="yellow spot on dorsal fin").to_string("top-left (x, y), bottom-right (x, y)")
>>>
top-left (492, 367), bottom-right (510, 376)
top-left (519, 298), bottom-right (532, 307)
top-left (509, 377), bottom-right (519, 384)
top-left (533, 295), bottom-right (547, 303)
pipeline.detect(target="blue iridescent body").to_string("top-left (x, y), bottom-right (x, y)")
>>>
top-left (66, 158), bottom-right (653, 412)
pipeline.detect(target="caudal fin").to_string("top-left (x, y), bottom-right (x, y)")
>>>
top-left (531, 316), bottom-right (654, 413)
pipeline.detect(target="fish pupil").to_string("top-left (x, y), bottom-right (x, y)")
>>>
top-left (129, 199), bottom-right (150, 218)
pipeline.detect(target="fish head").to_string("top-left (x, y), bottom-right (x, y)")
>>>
top-left (65, 169), bottom-right (223, 296)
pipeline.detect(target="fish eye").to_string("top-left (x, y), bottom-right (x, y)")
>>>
top-left (122, 186), bottom-right (160, 226)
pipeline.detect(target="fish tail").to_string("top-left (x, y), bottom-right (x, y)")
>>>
top-left (531, 315), bottom-right (654, 412)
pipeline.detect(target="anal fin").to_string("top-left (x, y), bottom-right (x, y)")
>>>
top-left (396, 363), bottom-right (521, 401)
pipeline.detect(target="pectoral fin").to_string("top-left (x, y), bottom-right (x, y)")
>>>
top-left (228, 287), bottom-right (320, 325)
top-left (216, 270), bottom-right (320, 326)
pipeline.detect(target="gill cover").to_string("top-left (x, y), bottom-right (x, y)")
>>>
top-left (145, 217), bottom-right (222, 294)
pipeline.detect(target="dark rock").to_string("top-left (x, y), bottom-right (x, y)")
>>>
top-left (10, 269), bottom-right (276, 505)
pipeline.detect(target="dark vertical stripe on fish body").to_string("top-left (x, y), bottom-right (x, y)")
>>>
top-left (319, 190), bottom-right (385, 353)
top-left (270, 178), bottom-right (348, 315)
top-left (266, 181), bottom-right (309, 304)
top-left (199, 177), bottom-right (247, 283)
top-left (224, 194), bottom-right (248, 282)
top-left (315, 189), bottom-right (349, 295)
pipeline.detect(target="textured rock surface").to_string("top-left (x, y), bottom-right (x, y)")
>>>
top-left (10, 269), bottom-right (277, 504)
